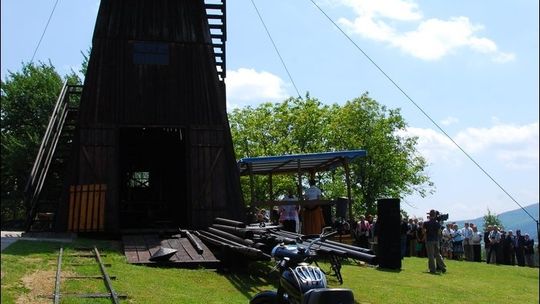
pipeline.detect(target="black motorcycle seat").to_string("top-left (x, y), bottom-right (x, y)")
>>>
top-left (302, 288), bottom-right (354, 304)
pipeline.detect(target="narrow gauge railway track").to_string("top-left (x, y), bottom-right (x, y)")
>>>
top-left (53, 246), bottom-right (126, 303)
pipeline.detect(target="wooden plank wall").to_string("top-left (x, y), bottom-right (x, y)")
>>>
top-left (63, 0), bottom-right (244, 232)
top-left (78, 0), bottom-right (225, 127)
top-left (189, 127), bottom-right (245, 228)
top-left (68, 184), bottom-right (106, 232)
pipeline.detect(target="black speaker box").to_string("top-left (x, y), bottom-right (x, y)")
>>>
top-left (377, 198), bottom-right (401, 270)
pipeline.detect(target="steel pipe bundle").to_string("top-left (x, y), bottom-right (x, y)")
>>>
top-left (214, 217), bottom-right (246, 228)
top-left (195, 218), bottom-right (377, 266)
top-left (195, 230), bottom-right (270, 260)
top-left (211, 224), bottom-right (254, 239)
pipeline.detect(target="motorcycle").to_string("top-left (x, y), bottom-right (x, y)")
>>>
top-left (250, 227), bottom-right (355, 304)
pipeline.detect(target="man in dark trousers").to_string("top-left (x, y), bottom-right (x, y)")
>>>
top-left (484, 225), bottom-right (492, 263)
top-left (514, 229), bottom-right (526, 266)
top-left (423, 209), bottom-right (446, 274)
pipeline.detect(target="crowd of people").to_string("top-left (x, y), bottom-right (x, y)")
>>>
top-left (397, 215), bottom-right (537, 268)
top-left (347, 211), bottom-right (537, 270)
top-left (259, 191), bottom-right (537, 270)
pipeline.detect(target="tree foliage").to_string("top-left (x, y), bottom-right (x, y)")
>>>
top-left (482, 208), bottom-right (504, 231)
top-left (1, 61), bottom-right (80, 225)
top-left (228, 94), bottom-right (434, 217)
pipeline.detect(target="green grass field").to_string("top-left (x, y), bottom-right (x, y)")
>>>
top-left (1, 239), bottom-right (538, 304)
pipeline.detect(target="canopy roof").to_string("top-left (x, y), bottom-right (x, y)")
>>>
top-left (238, 150), bottom-right (367, 175)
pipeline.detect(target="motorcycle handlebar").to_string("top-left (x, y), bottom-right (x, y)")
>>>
top-left (306, 229), bottom-right (338, 252)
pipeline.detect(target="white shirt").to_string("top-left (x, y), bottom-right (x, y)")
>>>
top-left (280, 196), bottom-right (299, 222)
top-left (461, 226), bottom-right (473, 239)
top-left (471, 231), bottom-right (482, 244)
top-left (442, 228), bottom-right (453, 241)
top-left (489, 230), bottom-right (501, 243)
top-left (304, 185), bottom-right (322, 200)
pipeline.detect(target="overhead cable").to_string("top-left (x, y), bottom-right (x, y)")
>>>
top-left (31, 0), bottom-right (61, 63)
top-left (250, 0), bottom-right (302, 99)
top-left (308, 0), bottom-right (538, 224)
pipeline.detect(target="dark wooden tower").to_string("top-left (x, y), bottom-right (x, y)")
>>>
top-left (27, 0), bottom-right (244, 233)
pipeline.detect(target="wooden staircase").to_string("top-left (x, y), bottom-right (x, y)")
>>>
top-left (24, 83), bottom-right (83, 231)
top-left (205, 0), bottom-right (226, 81)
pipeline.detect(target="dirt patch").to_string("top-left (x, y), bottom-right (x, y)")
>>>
top-left (17, 270), bottom-right (75, 304)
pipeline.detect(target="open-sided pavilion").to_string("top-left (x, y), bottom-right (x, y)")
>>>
top-left (237, 150), bottom-right (367, 223)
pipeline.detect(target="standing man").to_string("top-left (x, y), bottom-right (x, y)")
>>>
top-left (484, 225), bottom-right (492, 263)
top-left (514, 229), bottom-right (526, 267)
top-left (471, 224), bottom-right (483, 262)
top-left (487, 225), bottom-right (501, 264)
top-left (423, 210), bottom-right (446, 274)
top-left (303, 179), bottom-right (325, 235)
top-left (407, 218), bottom-right (418, 257)
top-left (356, 215), bottom-right (371, 249)
top-left (400, 217), bottom-right (409, 259)
top-left (462, 222), bottom-right (473, 261)
top-left (523, 234), bottom-right (535, 267)
top-left (502, 230), bottom-right (515, 265)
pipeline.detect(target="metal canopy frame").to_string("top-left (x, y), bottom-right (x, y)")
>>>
top-left (237, 150), bottom-right (367, 223)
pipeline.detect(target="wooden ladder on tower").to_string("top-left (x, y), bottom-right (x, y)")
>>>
top-left (24, 83), bottom-right (83, 232)
top-left (205, 0), bottom-right (226, 81)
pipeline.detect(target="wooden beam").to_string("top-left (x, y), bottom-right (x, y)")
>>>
top-left (249, 164), bottom-right (255, 206)
top-left (343, 159), bottom-right (353, 223)
top-left (296, 159), bottom-right (303, 202)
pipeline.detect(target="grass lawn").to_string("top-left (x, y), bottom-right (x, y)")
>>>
top-left (1, 238), bottom-right (538, 304)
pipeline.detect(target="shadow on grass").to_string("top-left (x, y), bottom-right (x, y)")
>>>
top-left (2, 238), bottom-right (121, 257)
top-left (220, 260), bottom-right (279, 300)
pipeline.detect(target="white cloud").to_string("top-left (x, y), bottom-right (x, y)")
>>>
top-left (455, 122), bottom-right (539, 168)
top-left (333, 0), bottom-right (514, 62)
top-left (396, 127), bottom-right (457, 163)
top-left (440, 116), bottom-right (459, 126)
top-left (339, 0), bottom-right (422, 21)
top-left (455, 123), bottom-right (538, 153)
top-left (225, 68), bottom-right (290, 109)
top-left (399, 122), bottom-right (539, 169)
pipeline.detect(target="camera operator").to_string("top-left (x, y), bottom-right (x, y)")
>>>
top-left (423, 209), bottom-right (447, 274)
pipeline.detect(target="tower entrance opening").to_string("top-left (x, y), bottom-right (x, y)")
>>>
top-left (119, 127), bottom-right (188, 229)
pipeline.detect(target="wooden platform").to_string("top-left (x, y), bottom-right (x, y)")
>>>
top-left (122, 234), bottom-right (220, 268)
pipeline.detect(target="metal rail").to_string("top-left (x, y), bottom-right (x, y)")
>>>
top-left (52, 246), bottom-right (125, 303)
top-left (94, 246), bottom-right (120, 304)
top-left (54, 247), bottom-right (63, 304)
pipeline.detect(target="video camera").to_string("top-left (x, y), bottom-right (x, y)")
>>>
top-left (434, 210), bottom-right (449, 223)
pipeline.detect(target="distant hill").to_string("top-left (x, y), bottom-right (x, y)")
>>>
top-left (453, 203), bottom-right (539, 240)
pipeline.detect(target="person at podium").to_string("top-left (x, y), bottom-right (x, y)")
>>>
top-left (302, 179), bottom-right (325, 235)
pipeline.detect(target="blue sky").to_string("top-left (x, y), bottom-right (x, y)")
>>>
top-left (2, 0), bottom-right (538, 222)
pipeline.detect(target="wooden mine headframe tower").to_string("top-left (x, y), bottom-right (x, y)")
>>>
top-left (25, 0), bottom-right (245, 233)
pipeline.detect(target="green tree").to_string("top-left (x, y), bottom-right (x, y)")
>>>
top-left (228, 93), bottom-right (434, 217)
top-left (326, 94), bottom-right (434, 215)
top-left (1, 61), bottom-right (80, 225)
top-left (80, 47), bottom-right (91, 77)
top-left (482, 208), bottom-right (504, 231)
top-left (230, 96), bottom-right (331, 203)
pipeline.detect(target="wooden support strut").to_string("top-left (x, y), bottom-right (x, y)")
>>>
top-left (249, 164), bottom-right (255, 206)
top-left (296, 159), bottom-right (303, 201)
top-left (343, 159), bottom-right (353, 223)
